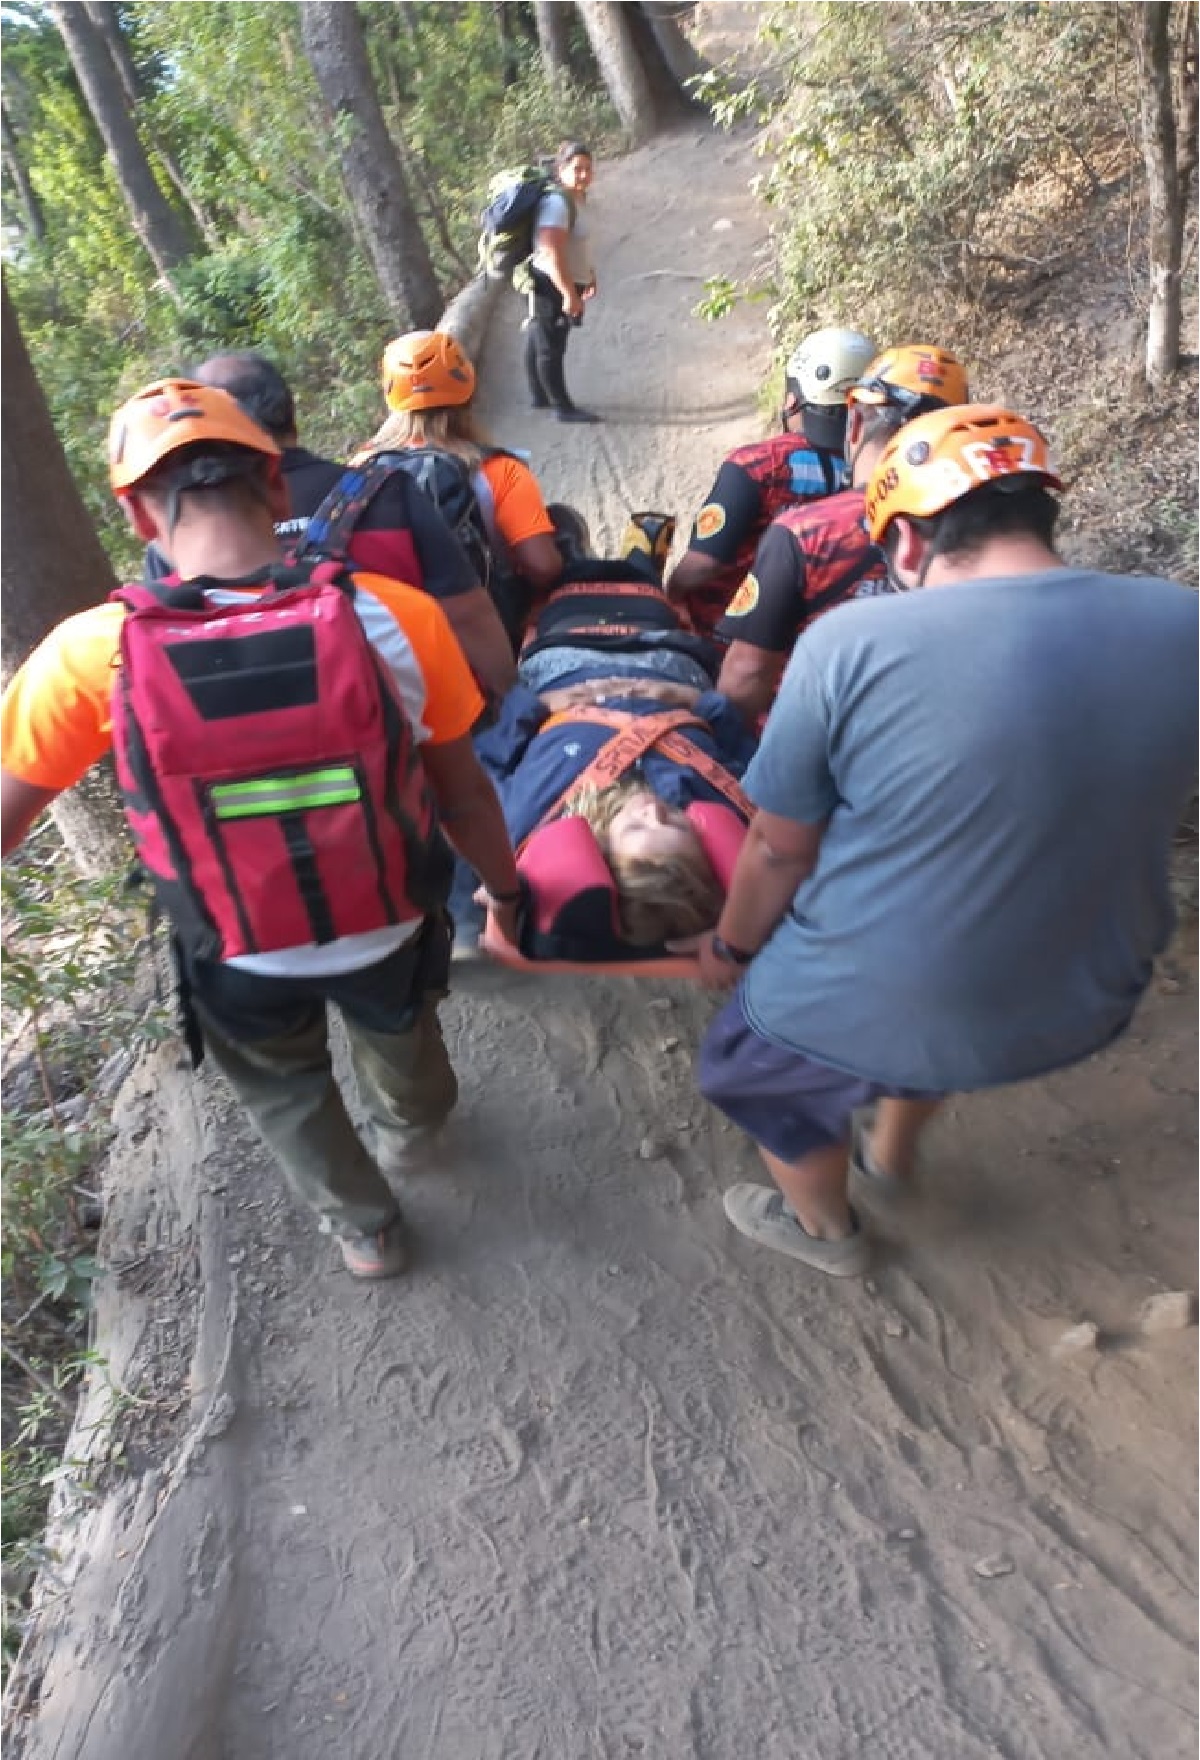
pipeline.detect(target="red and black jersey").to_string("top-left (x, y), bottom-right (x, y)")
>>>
top-left (683, 433), bottom-right (843, 634)
top-left (278, 448), bottom-right (479, 601)
top-left (715, 488), bottom-right (889, 653)
top-left (143, 446), bottom-right (480, 602)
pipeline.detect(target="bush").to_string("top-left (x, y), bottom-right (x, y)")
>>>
top-left (1, 821), bottom-right (170, 1682)
top-left (699, 2), bottom-right (1132, 343)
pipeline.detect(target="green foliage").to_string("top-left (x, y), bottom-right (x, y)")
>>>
top-left (0, 9), bottom-right (618, 1668)
top-left (694, 274), bottom-right (740, 323)
top-left (2, 0), bottom-right (619, 554)
top-left (1, 819), bottom-right (160, 1311)
top-left (2, 1357), bottom-right (108, 1680)
top-left (1, 816), bottom-right (172, 1680)
top-left (713, 2), bottom-right (1133, 343)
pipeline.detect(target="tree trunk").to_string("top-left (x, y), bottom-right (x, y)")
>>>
top-left (532, 0), bottom-right (573, 84)
top-left (622, 1), bottom-right (705, 118)
top-left (1135, 2), bottom-right (1186, 388)
top-left (49, 0), bottom-right (195, 294)
top-left (298, 0), bottom-right (441, 329)
top-left (393, 1), bottom-right (420, 48)
top-left (641, 2), bottom-right (711, 87)
top-left (575, 0), bottom-right (695, 142)
top-left (1, 278), bottom-right (130, 874)
top-left (1175, 0), bottom-right (1198, 217)
top-left (1, 99), bottom-right (46, 244)
top-left (494, 0), bottom-right (520, 88)
top-left (81, 0), bottom-right (219, 248)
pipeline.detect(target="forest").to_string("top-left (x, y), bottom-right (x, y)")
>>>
top-left (1, 0), bottom-right (1197, 1704)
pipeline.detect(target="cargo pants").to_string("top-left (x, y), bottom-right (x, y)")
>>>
top-left (184, 915), bottom-right (457, 1239)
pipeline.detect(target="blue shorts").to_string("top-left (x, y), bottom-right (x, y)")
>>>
top-left (698, 992), bottom-right (936, 1163)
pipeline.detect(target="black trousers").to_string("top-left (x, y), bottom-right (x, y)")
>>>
top-left (525, 269), bottom-right (584, 410)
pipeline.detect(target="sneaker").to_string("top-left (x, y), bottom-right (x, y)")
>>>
top-left (722, 1183), bottom-right (869, 1278)
top-left (338, 1214), bottom-right (408, 1280)
top-left (555, 406), bottom-right (601, 424)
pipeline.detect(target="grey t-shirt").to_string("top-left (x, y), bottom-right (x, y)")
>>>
top-left (532, 188), bottom-right (593, 286)
top-left (741, 568), bottom-right (1198, 1090)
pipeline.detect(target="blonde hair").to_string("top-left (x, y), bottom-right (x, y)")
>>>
top-left (569, 778), bottom-right (723, 947)
top-left (357, 404), bottom-right (495, 469)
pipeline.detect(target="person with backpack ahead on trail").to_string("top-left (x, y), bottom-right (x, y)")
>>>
top-left (143, 351), bottom-right (517, 706)
top-left (665, 326), bottom-right (878, 640)
top-left (357, 329), bottom-right (563, 652)
top-left (524, 141), bottom-right (600, 424)
top-left (1, 380), bottom-right (525, 1283)
top-left (715, 345), bottom-right (971, 720)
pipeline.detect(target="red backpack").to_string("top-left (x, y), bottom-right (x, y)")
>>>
top-left (110, 562), bottom-right (450, 962)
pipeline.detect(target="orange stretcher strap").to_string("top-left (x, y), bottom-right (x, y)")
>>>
top-left (532, 708), bottom-right (702, 843)
top-left (477, 921), bottom-right (704, 981)
top-left (536, 706), bottom-right (753, 826)
top-left (537, 581), bottom-right (672, 605)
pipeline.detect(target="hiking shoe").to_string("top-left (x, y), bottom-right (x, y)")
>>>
top-left (722, 1183), bottom-right (869, 1278)
top-left (556, 406), bottom-right (601, 424)
top-left (338, 1214), bottom-right (408, 1280)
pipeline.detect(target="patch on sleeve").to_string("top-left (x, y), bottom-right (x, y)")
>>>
top-left (695, 502), bottom-right (727, 541)
top-left (724, 573), bottom-right (759, 618)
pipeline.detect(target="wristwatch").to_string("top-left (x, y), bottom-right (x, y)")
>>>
top-left (711, 934), bottom-right (753, 967)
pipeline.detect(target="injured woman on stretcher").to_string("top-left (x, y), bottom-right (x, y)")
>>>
top-left (450, 511), bottom-right (759, 971)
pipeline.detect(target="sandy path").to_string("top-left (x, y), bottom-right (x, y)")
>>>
top-left (7, 126), bottom-right (1196, 1760)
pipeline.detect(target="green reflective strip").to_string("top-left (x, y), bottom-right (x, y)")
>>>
top-left (212, 767), bottom-right (361, 820)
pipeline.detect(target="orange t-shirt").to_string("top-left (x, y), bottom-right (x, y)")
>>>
top-left (478, 454), bottom-right (555, 552)
top-left (1, 571), bottom-right (484, 794)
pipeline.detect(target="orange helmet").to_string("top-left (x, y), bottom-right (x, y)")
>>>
top-left (108, 379), bottom-right (279, 496)
top-left (848, 345), bottom-right (969, 417)
top-left (864, 403), bottom-right (1062, 544)
top-left (381, 330), bottom-right (476, 412)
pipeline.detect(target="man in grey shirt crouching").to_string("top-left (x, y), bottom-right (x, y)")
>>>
top-left (683, 403), bottom-right (1198, 1280)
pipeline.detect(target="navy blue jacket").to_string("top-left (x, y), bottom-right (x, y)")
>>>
top-left (475, 684), bottom-right (758, 845)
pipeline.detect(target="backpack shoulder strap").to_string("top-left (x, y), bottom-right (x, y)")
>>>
top-left (293, 456), bottom-right (406, 564)
top-left (470, 464), bottom-right (498, 548)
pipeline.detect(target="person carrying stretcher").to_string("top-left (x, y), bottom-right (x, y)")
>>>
top-left (453, 510), bottom-right (759, 967)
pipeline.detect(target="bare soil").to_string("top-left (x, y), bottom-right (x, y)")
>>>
top-left (4, 115), bottom-right (1196, 1760)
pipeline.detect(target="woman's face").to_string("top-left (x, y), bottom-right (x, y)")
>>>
top-left (559, 154), bottom-right (594, 195)
top-left (608, 790), bottom-right (698, 865)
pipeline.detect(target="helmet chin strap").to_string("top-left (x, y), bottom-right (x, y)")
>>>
top-left (885, 521), bottom-right (941, 594)
top-left (914, 525), bottom-right (944, 590)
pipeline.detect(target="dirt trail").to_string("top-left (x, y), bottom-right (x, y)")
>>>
top-left (7, 126), bottom-right (1197, 1760)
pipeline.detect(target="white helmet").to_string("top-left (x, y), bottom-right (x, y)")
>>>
top-left (785, 327), bottom-right (877, 407)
